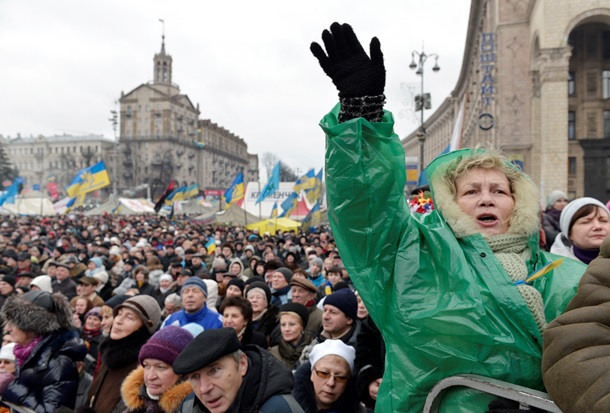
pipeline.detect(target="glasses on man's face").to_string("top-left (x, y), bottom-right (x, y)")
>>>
top-left (313, 368), bottom-right (349, 384)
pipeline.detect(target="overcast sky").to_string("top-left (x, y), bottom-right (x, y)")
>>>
top-left (0, 0), bottom-right (471, 180)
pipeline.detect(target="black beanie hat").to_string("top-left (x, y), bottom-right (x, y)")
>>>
top-left (246, 281), bottom-right (272, 306)
top-left (279, 302), bottom-right (309, 327)
top-left (274, 267), bottom-right (293, 283)
top-left (226, 278), bottom-right (246, 294)
top-left (324, 288), bottom-right (358, 321)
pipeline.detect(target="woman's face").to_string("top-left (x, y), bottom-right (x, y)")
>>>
top-left (85, 315), bottom-right (102, 331)
top-left (101, 311), bottom-right (113, 335)
top-left (356, 294), bottom-right (369, 319)
top-left (143, 359), bottom-right (180, 396)
top-left (0, 358), bottom-right (15, 375)
top-left (455, 168), bottom-right (515, 236)
top-left (247, 291), bottom-right (267, 314)
top-left (159, 278), bottom-right (171, 289)
top-left (570, 207), bottom-right (610, 250)
top-left (87, 261), bottom-right (97, 271)
top-left (4, 321), bottom-right (34, 346)
top-left (280, 313), bottom-right (303, 345)
top-left (110, 307), bottom-right (143, 340)
top-left (553, 198), bottom-right (569, 211)
top-left (222, 306), bottom-right (248, 332)
top-left (255, 264), bottom-right (265, 276)
top-left (226, 285), bottom-right (243, 298)
top-left (75, 298), bottom-right (88, 314)
top-left (230, 263), bottom-right (241, 275)
top-left (135, 271), bottom-right (146, 283)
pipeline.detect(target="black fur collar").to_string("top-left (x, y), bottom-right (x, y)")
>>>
top-left (100, 327), bottom-right (150, 369)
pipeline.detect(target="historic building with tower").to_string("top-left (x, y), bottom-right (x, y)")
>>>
top-left (118, 35), bottom-right (259, 198)
top-left (403, 0), bottom-right (610, 202)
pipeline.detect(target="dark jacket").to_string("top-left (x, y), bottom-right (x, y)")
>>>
top-left (354, 316), bottom-right (385, 410)
top-left (177, 345), bottom-right (304, 413)
top-left (292, 361), bottom-right (366, 413)
top-left (53, 277), bottom-right (78, 301)
top-left (3, 329), bottom-right (87, 412)
top-left (252, 305), bottom-right (279, 340)
top-left (541, 209), bottom-right (562, 252)
top-left (87, 328), bottom-right (151, 413)
top-left (241, 324), bottom-right (269, 349)
top-left (542, 237), bottom-right (610, 413)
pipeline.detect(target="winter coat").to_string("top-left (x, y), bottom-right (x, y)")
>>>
top-left (269, 333), bottom-right (311, 370)
top-left (292, 361), bottom-right (366, 413)
top-left (321, 104), bottom-right (586, 413)
top-left (121, 366), bottom-right (192, 413)
top-left (3, 329), bottom-right (87, 412)
top-left (550, 233), bottom-right (579, 261)
top-left (240, 324), bottom-right (269, 349)
top-left (176, 345), bottom-right (304, 413)
top-left (542, 209), bottom-right (562, 252)
top-left (87, 328), bottom-right (151, 413)
top-left (53, 277), bottom-right (78, 301)
top-left (161, 304), bottom-right (222, 331)
top-left (542, 236), bottom-right (610, 413)
top-left (251, 305), bottom-right (279, 340)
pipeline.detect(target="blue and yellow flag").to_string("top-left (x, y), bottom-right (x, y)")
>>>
top-left (293, 168), bottom-right (316, 194)
top-left (302, 199), bottom-right (322, 232)
top-left (65, 193), bottom-right (86, 212)
top-left (165, 186), bottom-right (186, 206)
top-left (270, 201), bottom-right (278, 219)
top-left (184, 183), bottom-right (199, 199)
top-left (224, 172), bottom-right (245, 206)
top-left (205, 238), bottom-right (216, 255)
top-left (66, 161), bottom-right (110, 198)
top-left (0, 177), bottom-right (25, 206)
top-left (305, 169), bottom-right (323, 204)
top-left (279, 192), bottom-right (298, 218)
top-left (256, 162), bottom-right (280, 204)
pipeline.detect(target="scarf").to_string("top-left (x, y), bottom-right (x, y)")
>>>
top-left (83, 326), bottom-right (102, 341)
top-left (100, 327), bottom-right (150, 369)
top-left (486, 234), bottom-right (547, 335)
top-left (573, 244), bottom-right (599, 264)
top-left (14, 335), bottom-right (44, 366)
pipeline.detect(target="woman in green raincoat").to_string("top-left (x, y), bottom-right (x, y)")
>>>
top-left (310, 23), bottom-right (586, 413)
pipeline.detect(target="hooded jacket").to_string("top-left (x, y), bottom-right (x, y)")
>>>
top-left (1, 293), bottom-right (87, 412)
top-left (321, 104), bottom-right (586, 413)
top-left (542, 236), bottom-right (610, 413)
top-left (121, 366), bottom-right (192, 413)
top-left (176, 345), bottom-right (304, 413)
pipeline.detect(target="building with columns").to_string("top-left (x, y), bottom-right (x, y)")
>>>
top-left (119, 35), bottom-right (258, 199)
top-left (403, 0), bottom-right (610, 202)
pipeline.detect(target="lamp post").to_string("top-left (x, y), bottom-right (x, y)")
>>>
top-left (109, 109), bottom-right (119, 199)
top-left (409, 48), bottom-right (440, 180)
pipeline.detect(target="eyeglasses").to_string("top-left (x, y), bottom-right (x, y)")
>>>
top-left (313, 368), bottom-right (349, 384)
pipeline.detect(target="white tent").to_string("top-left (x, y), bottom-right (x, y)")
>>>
top-left (83, 198), bottom-right (155, 216)
top-left (2, 198), bottom-right (56, 216)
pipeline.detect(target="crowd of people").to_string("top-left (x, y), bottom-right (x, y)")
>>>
top-left (0, 213), bottom-right (383, 412)
top-left (0, 21), bottom-right (609, 413)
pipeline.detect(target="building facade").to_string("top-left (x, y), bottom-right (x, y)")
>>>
top-left (0, 133), bottom-right (114, 194)
top-left (119, 36), bottom-right (259, 199)
top-left (403, 0), bottom-right (610, 202)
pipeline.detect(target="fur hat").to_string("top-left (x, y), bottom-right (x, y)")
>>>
top-left (1, 291), bottom-right (73, 334)
top-left (114, 295), bottom-right (161, 334)
top-left (138, 326), bottom-right (193, 366)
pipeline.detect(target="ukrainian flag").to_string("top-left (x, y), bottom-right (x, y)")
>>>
top-left (66, 161), bottom-right (110, 198)
top-left (279, 192), bottom-right (298, 218)
top-left (270, 201), bottom-right (278, 219)
top-left (302, 199), bottom-right (322, 232)
top-left (164, 186), bottom-right (186, 206)
top-left (205, 238), bottom-right (216, 254)
top-left (305, 169), bottom-right (323, 204)
top-left (293, 168), bottom-right (316, 193)
top-left (256, 162), bottom-right (280, 204)
top-left (184, 183), bottom-right (199, 199)
top-left (224, 172), bottom-right (245, 206)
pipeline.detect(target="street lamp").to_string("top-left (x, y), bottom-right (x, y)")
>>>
top-left (409, 48), bottom-right (440, 180)
top-left (109, 108), bottom-right (119, 198)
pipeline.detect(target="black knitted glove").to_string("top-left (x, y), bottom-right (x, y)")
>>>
top-left (311, 22), bottom-right (386, 122)
top-left (485, 398), bottom-right (545, 413)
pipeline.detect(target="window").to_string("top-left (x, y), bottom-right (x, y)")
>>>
top-left (568, 111), bottom-right (576, 140)
top-left (568, 157), bottom-right (576, 175)
top-left (568, 72), bottom-right (575, 96)
top-left (604, 70), bottom-right (610, 99)
top-left (605, 111), bottom-right (610, 138)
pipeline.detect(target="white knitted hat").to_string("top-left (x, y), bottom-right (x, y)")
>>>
top-left (309, 339), bottom-right (356, 373)
top-left (559, 197), bottom-right (609, 237)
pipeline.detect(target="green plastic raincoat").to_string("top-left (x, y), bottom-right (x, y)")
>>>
top-left (321, 103), bottom-right (585, 412)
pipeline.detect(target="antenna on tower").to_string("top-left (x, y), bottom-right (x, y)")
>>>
top-left (158, 18), bottom-right (165, 49)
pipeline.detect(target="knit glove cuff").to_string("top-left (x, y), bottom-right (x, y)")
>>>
top-left (339, 94), bottom-right (385, 123)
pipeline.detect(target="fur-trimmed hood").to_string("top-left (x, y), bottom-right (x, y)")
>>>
top-left (1, 292), bottom-right (73, 335)
top-left (121, 365), bottom-right (192, 413)
top-left (428, 149), bottom-right (541, 239)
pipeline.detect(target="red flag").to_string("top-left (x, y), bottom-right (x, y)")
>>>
top-left (154, 180), bottom-right (176, 212)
